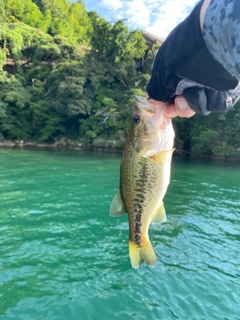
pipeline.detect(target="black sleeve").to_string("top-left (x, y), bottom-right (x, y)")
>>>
top-left (146, 0), bottom-right (238, 115)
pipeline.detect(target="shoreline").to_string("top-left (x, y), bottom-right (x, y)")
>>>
top-left (0, 139), bottom-right (124, 154)
top-left (0, 140), bottom-right (240, 162)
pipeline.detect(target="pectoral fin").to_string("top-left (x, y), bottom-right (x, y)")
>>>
top-left (151, 201), bottom-right (167, 224)
top-left (109, 190), bottom-right (126, 217)
top-left (150, 149), bottom-right (175, 163)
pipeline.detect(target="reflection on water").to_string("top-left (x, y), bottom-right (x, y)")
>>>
top-left (0, 149), bottom-right (240, 319)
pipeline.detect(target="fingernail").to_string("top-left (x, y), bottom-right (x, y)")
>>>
top-left (177, 98), bottom-right (189, 110)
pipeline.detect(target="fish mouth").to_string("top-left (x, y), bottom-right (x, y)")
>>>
top-left (135, 102), bottom-right (157, 116)
top-left (141, 106), bottom-right (157, 114)
top-left (136, 96), bottom-right (149, 105)
top-left (135, 96), bottom-right (166, 115)
top-left (133, 96), bottom-right (174, 156)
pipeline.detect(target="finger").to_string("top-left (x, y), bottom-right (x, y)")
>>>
top-left (175, 95), bottom-right (196, 118)
top-left (147, 99), bottom-right (166, 107)
top-left (164, 102), bottom-right (178, 118)
top-left (145, 92), bottom-right (167, 107)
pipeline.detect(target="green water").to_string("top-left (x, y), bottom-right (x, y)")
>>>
top-left (0, 148), bottom-right (240, 320)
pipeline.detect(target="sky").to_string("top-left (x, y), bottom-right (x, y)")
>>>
top-left (82, 0), bottom-right (200, 39)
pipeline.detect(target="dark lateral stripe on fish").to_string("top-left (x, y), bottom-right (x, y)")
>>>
top-left (134, 194), bottom-right (145, 202)
top-left (132, 163), bottom-right (148, 246)
top-left (134, 213), bottom-right (141, 222)
top-left (134, 223), bottom-right (142, 233)
top-left (138, 161), bottom-right (148, 179)
top-left (135, 198), bottom-right (144, 204)
top-left (134, 188), bottom-right (144, 193)
top-left (132, 211), bottom-right (143, 245)
top-left (134, 203), bottom-right (143, 211)
top-left (133, 233), bottom-right (142, 245)
top-left (132, 213), bottom-right (142, 246)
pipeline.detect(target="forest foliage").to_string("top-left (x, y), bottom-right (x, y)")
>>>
top-left (0, 0), bottom-right (239, 159)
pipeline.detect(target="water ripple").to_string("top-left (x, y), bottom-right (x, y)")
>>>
top-left (0, 150), bottom-right (240, 319)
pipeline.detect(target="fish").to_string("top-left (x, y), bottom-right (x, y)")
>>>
top-left (110, 96), bottom-right (175, 269)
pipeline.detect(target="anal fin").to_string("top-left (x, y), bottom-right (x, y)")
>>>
top-left (151, 201), bottom-right (167, 224)
top-left (109, 190), bottom-right (126, 217)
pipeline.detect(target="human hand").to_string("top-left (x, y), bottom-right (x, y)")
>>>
top-left (145, 93), bottom-right (195, 118)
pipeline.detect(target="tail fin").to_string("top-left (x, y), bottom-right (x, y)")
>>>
top-left (129, 238), bottom-right (156, 269)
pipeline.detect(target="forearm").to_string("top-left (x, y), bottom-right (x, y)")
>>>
top-left (203, 0), bottom-right (240, 80)
top-left (146, 0), bottom-right (240, 116)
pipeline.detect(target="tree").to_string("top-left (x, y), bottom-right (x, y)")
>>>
top-left (0, 71), bottom-right (31, 140)
top-left (40, 0), bottom-right (69, 19)
top-left (46, 62), bottom-right (91, 116)
top-left (0, 0), bottom-right (240, 159)
top-left (68, 1), bottom-right (93, 44)
top-left (89, 13), bottom-right (146, 63)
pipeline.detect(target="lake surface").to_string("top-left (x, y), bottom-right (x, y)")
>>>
top-left (0, 148), bottom-right (240, 320)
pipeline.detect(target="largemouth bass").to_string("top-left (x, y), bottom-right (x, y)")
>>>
top-left (110, 96), bottom-right (175, 269)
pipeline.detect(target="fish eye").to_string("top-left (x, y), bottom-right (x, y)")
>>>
top-left (132, 114), bottom-right (141, 124)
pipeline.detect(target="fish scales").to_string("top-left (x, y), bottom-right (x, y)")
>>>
top-left (110, 96), bottom-right (175, 269)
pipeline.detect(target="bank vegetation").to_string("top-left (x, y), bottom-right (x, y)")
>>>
top-left (0, 0), bottom-right (239, 160)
